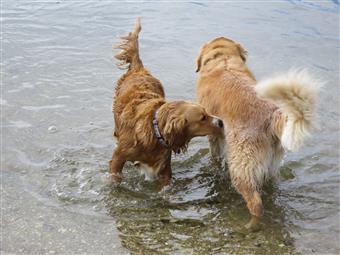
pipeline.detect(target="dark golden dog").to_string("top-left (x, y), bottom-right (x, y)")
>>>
top-left (110, 19), bottom-right (223, 188)
top-left (196, 37), bottom-right (320, 229)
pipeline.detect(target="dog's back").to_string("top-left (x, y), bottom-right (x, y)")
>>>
top-left (198, 70), bottom-right (278, 129)
top-left (113, 18), bottom-right (165, 137)
top-left (198, 69), bottom-right (284, 186)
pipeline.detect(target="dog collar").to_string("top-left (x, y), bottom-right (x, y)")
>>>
top-left (152, 108), bottom-right (169, 148)
top-left (153, 108), bottom-right (181, 154)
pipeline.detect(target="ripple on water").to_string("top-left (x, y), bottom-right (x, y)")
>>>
top-left (0, 98), bottom-right (8, 105)
top-left (22, 104), bottom-right (66, 111)
top-left (8, 120), bottom-right (32, 128)
top-left (3, 1), bottom-right (338, 253)
top-left (45, 145), bottom-right (297, 253)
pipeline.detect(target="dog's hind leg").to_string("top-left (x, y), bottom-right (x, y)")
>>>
top-left (228, 152), bottom-right (265, 231)
top-left (232, 178), bottom-right (264, 231)
top-left (109, 146), bottom-right (126, 183)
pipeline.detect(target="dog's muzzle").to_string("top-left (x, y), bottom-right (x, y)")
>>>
top-left (212, 117), bottom-right (224, 128)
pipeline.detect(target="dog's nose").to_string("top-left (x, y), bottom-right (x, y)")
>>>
top-left (212, 117), bottom-right (223, 128)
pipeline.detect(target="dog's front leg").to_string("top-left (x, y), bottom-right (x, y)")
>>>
top-left (208, 134), bottom-right (225, 160)
top-left (109, 146), bottom-right (126, 183)
top-left (157, 162), bottom-right (172, 191)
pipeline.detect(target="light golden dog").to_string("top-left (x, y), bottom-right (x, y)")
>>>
top-left (196, 37), bottom-right (320, 229)
top-left (110, 19), bottom-right (223, 188)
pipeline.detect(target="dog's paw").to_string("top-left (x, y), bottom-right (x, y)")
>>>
top-left (244, 215), bottom-right (262, 232)
top-left (102, 172), bottom-right (122, 187)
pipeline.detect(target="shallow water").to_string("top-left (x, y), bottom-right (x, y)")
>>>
top-left (2, 1), bottom-right (339, 254)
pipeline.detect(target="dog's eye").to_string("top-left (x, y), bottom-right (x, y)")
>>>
top-left (201, 115), bottom-right (207, 121)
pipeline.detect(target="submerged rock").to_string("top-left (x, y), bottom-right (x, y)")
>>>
top-left (279, 166), bottom-right (295, 180)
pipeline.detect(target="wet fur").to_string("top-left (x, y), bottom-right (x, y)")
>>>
top-left (196, 37), bottom-right (320, 227)
top-left (110, 19), bottom-right (222, 187)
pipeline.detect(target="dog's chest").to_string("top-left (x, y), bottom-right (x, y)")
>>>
top-left (139, 163), bottom-right (159, 180)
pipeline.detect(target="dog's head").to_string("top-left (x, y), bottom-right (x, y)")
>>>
top-left (195, 37), bottom-right (247, 73)
top-left (160, 101), bottom-right (223, 152)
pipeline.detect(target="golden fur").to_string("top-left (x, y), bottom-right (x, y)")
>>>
top-left (195, 37), bottom-right (320, 229)
top-left (110, 19), bottom-right (223, 187)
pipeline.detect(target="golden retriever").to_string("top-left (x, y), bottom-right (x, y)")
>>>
top-left (110, 19), bottom-right (223, 188)
top-left (196, 37), bottom-right (320, 230)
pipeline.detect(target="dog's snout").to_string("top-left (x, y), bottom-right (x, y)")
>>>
top-left (212, 117), bottom-right (223, 128)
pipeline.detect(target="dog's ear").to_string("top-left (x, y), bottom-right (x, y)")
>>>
top-left (195, 44), bottom-right (207, 73)
top-left (163, 114), bottom-right (187, 147)
top-left (236, 43), bottom-right (247, 62)
top-left (195, 53), bottom-right (203, 73)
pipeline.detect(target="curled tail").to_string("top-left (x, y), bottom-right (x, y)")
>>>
top-left (114, 18), bottom-right (143, 71)
top-left (256, 70), bottom-right (322, 151)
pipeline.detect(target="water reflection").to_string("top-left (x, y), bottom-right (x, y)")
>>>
top-left (3, 0), bottom-right (339, 253)
top-left (104, 149), bottom-right (297, 254)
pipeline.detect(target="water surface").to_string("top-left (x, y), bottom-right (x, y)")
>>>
top-left (2, 1), bottom-right (339, 254)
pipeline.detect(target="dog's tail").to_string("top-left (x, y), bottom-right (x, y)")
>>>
top-left (114, 18), bottom-right (143, 71)
top-left (256, 70), bottom-right (321, 151)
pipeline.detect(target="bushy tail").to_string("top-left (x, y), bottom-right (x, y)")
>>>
top-left (256, 70), bottom-right (321, 151)
top-left (114, 18), bottom-right (143, 71)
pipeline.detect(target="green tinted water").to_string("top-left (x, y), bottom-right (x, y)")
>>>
top-left (2, 1), bottom-right (339, 254)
